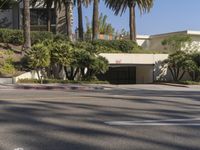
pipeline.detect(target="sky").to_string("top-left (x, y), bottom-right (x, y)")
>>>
top-left (73, 0), bottom-right (200, 35)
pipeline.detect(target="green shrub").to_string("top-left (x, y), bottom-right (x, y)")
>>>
top-left (0, 28), bottom-right (53, 45)
top-left (179, 81), bottom-right (200, 85)
top-left (0, 50), bottom-right (16, 77)
top-left (90, 40), bottom-right (141, 53)
top-left (31, 31), bottom-right (53, 45)
top-left (17, 78), bottom-right (109, 84)
top-left (0, 62), bottom-right (16, 77)
top-left (0, 29), bottom-right (23, 45)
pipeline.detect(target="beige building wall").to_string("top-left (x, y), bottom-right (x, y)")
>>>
top-left (100, 53), bottom-right (171, 83)
top-left (138, 31), bottom-right (200, 52)
top-left (136, 66), bottom-right (153, 84)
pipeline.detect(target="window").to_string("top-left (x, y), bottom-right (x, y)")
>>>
top-left (30, 8), bottom-right (56, 26)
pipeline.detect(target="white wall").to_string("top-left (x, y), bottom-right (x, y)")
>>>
top-left (100, 53), bottom-right (169, 65)
top-left (13, 71), bottom-right (39, 83)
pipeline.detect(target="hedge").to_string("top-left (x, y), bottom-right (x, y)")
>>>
top-left (0, 28), bottom-right (53, 45)
top-left (90, 40), bottom-right (141, 53)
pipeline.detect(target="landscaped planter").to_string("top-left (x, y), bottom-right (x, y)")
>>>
top-left (0, 77), bottom-right (13, 84)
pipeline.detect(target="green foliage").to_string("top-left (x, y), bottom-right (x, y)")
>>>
top-left (0, 63), bottom-right (16, 77)
top-left (163, 35), bottom-right (200, 82)
top-left (17, 78), bottom-right (109, 84)
top-left (180, 81), bottom-right (200, 85)
top-left (0, 28), bottom-right (53, 45)
top-left (92, 56), bottom-right (109, 74)
top-left (0, 50), bottom-right (15, 77)
top-left (53, 34), bottom-right (69, 42)
top-left (26, 43), bottom-right (50, 83)
top-left (98, 13), bottom-right (115, 35)
top-left (164, 51), bottom-right (190, 81)
top-left (31, 31), bottom-right (53, 45)
top-left (90, 40), bottom-right (140, 53)
top-left (50, 41), bottom-right (72, 66)
top-left (165, 51), bottom-right (200, 82)
top-left (0, 29), bottom-right (23, 45)
top-left (188, 52), bottom-right (200, 81)
top-left (85, 13), bottom-right (115, 37)
top-left (162, 35), bottom-right (192, 53)
top-left (27, 43), bottom-right (50, 69)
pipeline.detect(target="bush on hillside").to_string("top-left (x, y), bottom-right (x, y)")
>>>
top-left (0, 50), bottom-right (16, 77)
top-left (0, 29), bottom-right (23, 45)
top-left (90, 40), bottom-right (141, 53)
top-left (0, 28), bottom-right (53, 45)
top-left (31, 31), bottom-right (53, 45)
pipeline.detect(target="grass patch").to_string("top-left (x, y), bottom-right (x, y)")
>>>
top-left (179, 81), bottom-right (200, 85)
top-left (17, 78), bottom-right (109, 84)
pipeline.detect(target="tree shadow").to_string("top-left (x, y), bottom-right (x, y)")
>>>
top-left (0, 95), bottom-right (200, 150)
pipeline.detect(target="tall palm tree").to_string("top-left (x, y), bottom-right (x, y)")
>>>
top-left (74, 0), bottom-right (84, 40)
top-left (23, 0), bottom-right (31, 50)
top-left (73, 0), bottom-right (91, 40)
top-left (92, 0), bottom-right (99, 40)
top-left (105, 0), bottom-right (153, 41)
top-left (63, 0), bottom-right (73, 40)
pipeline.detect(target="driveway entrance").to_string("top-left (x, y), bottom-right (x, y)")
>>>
top-left (104, 66), bottom-right (136, 84)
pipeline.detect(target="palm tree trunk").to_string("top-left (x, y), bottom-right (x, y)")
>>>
top-left (77, 0), bottom-right (84, 40)
top-left (129, 3), bottom-right (136, 41)
top-left (23, 0), bottom-right (31, 51)
top-left (92, 0), bottom-right (99, 40)
top-left (47, 3), bottom-right (51, 32)
top-left (65, 0), bottom-right (73, 41)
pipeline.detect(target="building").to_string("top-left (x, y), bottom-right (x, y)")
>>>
top-left (100, 30), bottom-right (200, 84)
top-left (99, 53), bottom-right (169, 84)
top-left (0, 1), bottom-right (71, 34)
top-left (1, 3), bottom-right (199, 84)
top-left (137, 30), bottom-right (200, 51)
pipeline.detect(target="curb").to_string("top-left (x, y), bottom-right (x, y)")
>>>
top-left (157, 83), bottom-right (189, 88)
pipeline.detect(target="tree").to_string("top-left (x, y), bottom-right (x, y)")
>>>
top-left (164, 51), bottom-right (189, 81)
top-left (92, 0), bottom-right (99, 40)
top-left (26, 43), bottom-right (50, 83)
top-left (74, 0), bottom-right (84, 40)
top-left (51, 41), bottom-right (72, 79)
top-left (105, 0), bottom-right (153, 41)
top-left (162, 35), bottom-right (192, 53)
top-left (23, 0), bottom-right (31, 51)
top-left (189, 52), bottom-right (200, 81)
top-left (64, 0), bottom-right (73, 40)
top-left (98, 13), bottom-right (115, 34)
top-left (85, 13), bottom-right (115, 39)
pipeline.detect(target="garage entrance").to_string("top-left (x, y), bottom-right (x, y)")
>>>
top-left (104, 66), bottom-right (136, 84)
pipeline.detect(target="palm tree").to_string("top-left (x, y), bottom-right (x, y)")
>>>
top-left (105, 0), bottom-right (153, 41)
top-left (92, 0), bottom-right (99, 40)
top-left (74, 0), bottom-right (84, 40)
top-left (63, 0), bottom-right (73, 40)
top-left (73, 0), bottom-right (91, 40)
top-left (23, 0), bottom-right (31, 50)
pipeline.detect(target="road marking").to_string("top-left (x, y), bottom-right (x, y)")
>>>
top-left (105, 117), bottom-right (200, 126)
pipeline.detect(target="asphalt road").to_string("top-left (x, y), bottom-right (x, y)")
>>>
top-left (0, 84), bottom-right (200, 150)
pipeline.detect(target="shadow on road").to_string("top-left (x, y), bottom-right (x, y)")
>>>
top-left (0, 88), bottom-right (200, 149)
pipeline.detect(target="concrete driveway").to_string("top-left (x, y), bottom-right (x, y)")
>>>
top-left (0, 84), bottom-right (200, 150)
